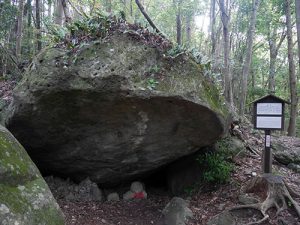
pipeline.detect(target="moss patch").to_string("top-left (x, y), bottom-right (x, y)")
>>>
top-left (0, 126), bottom-right (65, 225)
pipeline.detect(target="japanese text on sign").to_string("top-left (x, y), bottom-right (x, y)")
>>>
top-left (256, 103), bottom-right (282, 115)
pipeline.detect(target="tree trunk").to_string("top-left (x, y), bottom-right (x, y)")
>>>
top-left (61, 0), bottom-right (71, 23)
top-left (175, 0), bottom-right (182, 45)
top-left (268, 28), bottom-right (286, 94)
top-left (239, 0), bottom-right (260, 116)
top-left (135, 0), bottom-right (163, 35)
top-left (16, 0), bottom-right (25, 59)
top-left (106, 0), bottom-right (112, 13)
top-left (295, 0), bottom-right (300, 78)
top-left (54, 0), bottom-right (64, 25)
top-left (286, 0), bottom-right (298, 136)
top-left (186, 14), bottom-right (192, 47)
top-left (27, 0), bottom-right (32, 55)
top-left (210, 0), bottom-right (216, 57)
top-left (48, 0), bottom-right (52, 17)
top-left (36, 0), bottom-right (42, 51)
top-left (219, 0), bottom-right (233, 106)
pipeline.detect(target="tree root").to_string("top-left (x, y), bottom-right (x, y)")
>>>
top-left (229, 174), bottom-right (300, 225)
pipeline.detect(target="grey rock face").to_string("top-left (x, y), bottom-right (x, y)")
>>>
top-left (6, 33), bottom-right (228, 185)
top-left (162, 197), bottom-right (193, 225)
top-left (272, 136), bottom-right (300, 166)
top-left (0, 126), bottom-right (65, 225)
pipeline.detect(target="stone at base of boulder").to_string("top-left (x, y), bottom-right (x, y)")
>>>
top-left (238, 194), bottom-right (259, 205)
top-left (123, 191), bottom-right (135, 200)
top-left (130, 181), bottom-right (144, 193)
top-left (45, 176), bottom-right (102, 202)
top-left (107, 193), bottom-right (120, 201)
top-left (162, 197), bottom-right (193, 225)
top-left (287, 163), bottom-right (300, 173)
top-left (206, 211), bottom-right (236, 225)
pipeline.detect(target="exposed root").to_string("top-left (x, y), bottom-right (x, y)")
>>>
top-left (229, 174), bottom-right (300, 225)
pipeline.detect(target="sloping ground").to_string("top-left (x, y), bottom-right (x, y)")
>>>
top-left (49, 124), bottom-right (300, 225)
top-left (5, 29), bottom-right (229, 185)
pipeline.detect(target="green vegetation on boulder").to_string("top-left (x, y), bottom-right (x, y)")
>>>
top-left (0, 126), bottom-right (65, 225)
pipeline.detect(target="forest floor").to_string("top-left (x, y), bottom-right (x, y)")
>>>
top-left (56, 126), bottom-right (300, 225)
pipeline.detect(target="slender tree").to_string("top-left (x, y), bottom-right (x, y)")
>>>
top-left (219, 0), bottom-right (233, 106)
top-left (210, 0), bottom-right (216, 56)
top-left (36, 0), bottom-right (42, 51)
top-left (61, 0), bottom-right (71, 23)
top-left (186, 14), bottom-right (192, 47)
top-left (16, 0), bottom-right (25, 59)
top-left (175, 0), bottom-right (182, 45)
top-left (286, 0), bottom-right (298, 136)
top-left (54, 0), bottom-right (64, 25)
top-left (295, 0), bottom-right (300, 71)
top-left (239, 0), bottom-right (260, 116)
top-left (267, 27), bottom-right (286, 93)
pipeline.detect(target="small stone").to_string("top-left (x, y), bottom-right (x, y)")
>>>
top-left (123, 191), bottom-right (134, 200)
top-left (238, 194), bottom-right (259, 205)
top-left (17, 185), bottom-right (25, 191)
top-left (251, 172), bottom-right (257, 177)
top-left (65, 193), bottom-right (75, 201)
top-left (107, 192), bottom-right (120, 201)
top-left (0, 204), bottom-right (10, 214)
top-left (163, 197), bottom-right (193, 225)
top-left (130, 181), bottom-right (144, 193)
top-left (218, 203), bottom-right (226, 211)
top-left (91, 183), bottom-right (102, 201)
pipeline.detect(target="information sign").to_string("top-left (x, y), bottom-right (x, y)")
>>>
top-left (252, 94), bottom-right (288, 174)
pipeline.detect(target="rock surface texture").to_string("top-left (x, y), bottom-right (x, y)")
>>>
top-left (272, 136), bottom-right (300, 171)
top-left (6, 32), bottom-right (228, 185)
top-left (0, 126), bottom-right (65, 225)
top-left (162, 197), bottom-right (193, 225)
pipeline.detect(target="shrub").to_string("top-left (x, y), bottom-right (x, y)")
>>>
top-left (197, 151), bottom-right (233, 184)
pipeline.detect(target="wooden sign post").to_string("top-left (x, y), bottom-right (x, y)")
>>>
top-left (252, 95), bottom-right (288, 173)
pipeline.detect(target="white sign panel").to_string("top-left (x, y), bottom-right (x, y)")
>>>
top-left (257, 103), bottom-right (282, 115)
top-left (266, 135), bottom-right (271, 147)
top-left (256, 116), bottom-right (282, 129)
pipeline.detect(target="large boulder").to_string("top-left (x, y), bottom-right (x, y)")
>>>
top-left (0, 125), bottom-right (65, 225)
top-left (5, 32), bottom-right (229, 185)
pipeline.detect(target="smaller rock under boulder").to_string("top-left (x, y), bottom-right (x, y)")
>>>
top-left (123, 181), bottom-right (147, 200)
top-left (206, 211), bottom-right (236, 225)
top-left (272, 136), bottom-right (300, 171)
top-left (45, 176), bottom-right (102, 202)
top-left (162, 197), bottom-right (193, 225)
top-left (107, 192), bottom-right (120, 202)
top-left (238, 194), bottom-right (259, 205)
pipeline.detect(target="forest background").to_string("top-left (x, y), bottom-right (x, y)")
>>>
top-left (1, 0), bottom-right (300, 136)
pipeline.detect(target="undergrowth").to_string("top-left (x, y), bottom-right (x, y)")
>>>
top-left (197, 151), bottom-right (233, 184)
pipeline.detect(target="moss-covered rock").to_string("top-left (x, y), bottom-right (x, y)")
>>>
top-left (0, 125), bottom-right (65, 225)
top-left (6, 32), bottom-right (229, 186)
